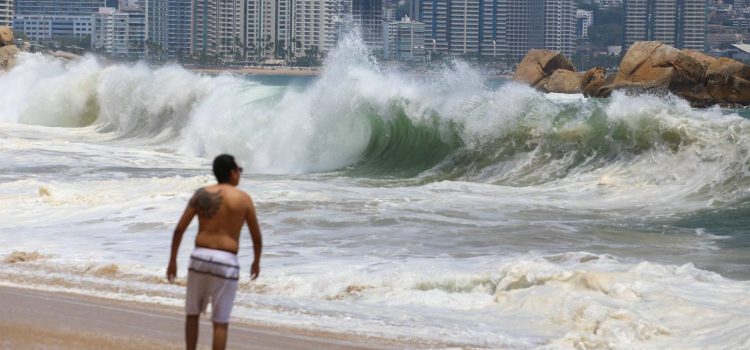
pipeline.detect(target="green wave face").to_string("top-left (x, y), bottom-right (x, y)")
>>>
top-left (346, 94), bottom-right (710, 187)
top-left (350, 101), bottom-right (465, 178)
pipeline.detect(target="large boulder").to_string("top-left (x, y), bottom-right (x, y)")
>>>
top-left (581, 67), bottom-right (607, 97)
top-left (542, 69), bottom-right (583, 93)
top-left (50, 50), bottom-right (81, 61)
top-left (0, 26), bottom-right (13, 47)
top-left (603, 41), bottom-right (711, 105)
top-left (513, 49), bottom-right (576, 89)
top-left (0, 45), bottom-right (19, 70)
top-left (683, 49), bottom-right (718, 72)
top-left (705, 57), bottom-right (750, 105)
top-left (0, 26), bottom-right (19, 71)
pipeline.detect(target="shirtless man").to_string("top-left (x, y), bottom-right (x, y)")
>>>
top-left (167, 154), bottom-right (262, 350)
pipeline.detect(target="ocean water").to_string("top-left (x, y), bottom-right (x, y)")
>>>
top-left (1, 36), bottom-right (750, 349)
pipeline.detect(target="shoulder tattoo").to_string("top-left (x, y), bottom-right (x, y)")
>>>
top-left (190, 188), bottom-right (223, 219)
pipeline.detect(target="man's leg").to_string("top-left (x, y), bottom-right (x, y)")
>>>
top-left (186, 315), bottom-right (200, 350)
top-left (212, 322), bottom-right (229, 350)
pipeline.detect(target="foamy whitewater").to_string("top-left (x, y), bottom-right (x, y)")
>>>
top-left (2, 35), bottom-right (750, 349)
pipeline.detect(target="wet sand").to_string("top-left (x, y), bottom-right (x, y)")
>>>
top-left (0, 286), bottom-right (408, 350)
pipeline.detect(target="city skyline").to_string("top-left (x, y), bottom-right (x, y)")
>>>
top-left (4, 0), bottom-right (721, 66)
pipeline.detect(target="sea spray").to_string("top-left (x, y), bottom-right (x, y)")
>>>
top-left (2, 37), bottom-right (750, 217)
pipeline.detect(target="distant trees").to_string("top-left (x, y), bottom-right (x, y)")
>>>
top-left (293, 45), bottom-right (321, 66)
top-left (576, 0), bottom-right (623, 48)
top-left (589, 6), bottom-right (624, 47)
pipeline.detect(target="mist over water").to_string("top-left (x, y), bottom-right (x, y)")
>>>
top-left (1, 35), bottom-right (750, 348)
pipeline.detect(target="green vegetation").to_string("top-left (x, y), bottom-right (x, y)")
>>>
top-left (293, 45), bottom-right (322, 67)
top-left (576, 0), bottom-right (623, 47)
top-left (571, 52), bottom-right (623, 71)
top-left (590, 6), bottom-right (623, 47)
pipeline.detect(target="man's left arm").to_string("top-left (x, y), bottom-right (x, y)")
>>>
top-left (167, 202), bottom-right (197, 283)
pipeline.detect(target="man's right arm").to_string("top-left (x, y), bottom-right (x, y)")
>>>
top-left (245, 195), bottom-right (263, 280)
top-left (167, 197), bottom-right (197, 283)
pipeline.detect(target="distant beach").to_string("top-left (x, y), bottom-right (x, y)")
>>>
top-left (187, 65), bottom-right (321, 76)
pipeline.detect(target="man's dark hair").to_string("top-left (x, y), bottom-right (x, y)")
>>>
top-left (213, 154), bottom-right (239, 183)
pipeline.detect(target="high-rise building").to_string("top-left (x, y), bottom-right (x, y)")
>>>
top-left (418, 0), bottom-right (573, 60)
top-left (624, 0), bottom-right (707, 51)
top-left (595, 0), bottom-right (623, 10)
top-left (13, 0), bottom-right (106, 41)
top-left (506, 0), bottom-right (530, 59)
top-left (623, 0), bottom-right (647, 49)
top-left (192, 0), bottom-right (246, 60)
top-left (420, 0), bottom-right (449, 52)
top-left (0, 0), bottom-right (13, 27)
top-left (505, 0), bottom-right (575, 59)
top-left (448, 0), bottom-right (480, 55)
top-left (146, 0), bottom-right (167, 54)
top-left (382, 15), bottom-right (425, 61)
top-left (678, 0), bottom-right (707, 50)
top-left (246, 0), bottom-right (294, 59)
top-left (146, 0), bottom-right (191, 59)
top-left (294, 0), bottom-right (341, 57)
top-left (244, 0), bottom-right (262, 57)
top-left (383, 7), bottom-right (396, 22)
top-left (383, 20), bottom-right (398, 57)
top-left (167, 0), bottom-right (192, 58)
top-left (479, 0), bottom-right (508, 58)
top-left (245, 0), bottom-right (345, 60)
top-left (542, 0), bottom-right (575, 55)
top-left (396, 17), bottom-right (425, 61)
top-left (15, 0), bottom-right (106, 16)
top-left (576, 9), bottom-right (593, 39)
top-left (652, 0), bottom-right (677, 45)
top-left (92, 7), bottom-right (146, 58)
top-left (352, 0), bottom-right (383, 50)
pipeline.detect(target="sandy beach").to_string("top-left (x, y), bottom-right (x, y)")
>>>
top-left (0, 286), bottom-right (417, 350)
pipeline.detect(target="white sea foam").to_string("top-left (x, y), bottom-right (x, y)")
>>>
top-left (2, 35), bottom-right (750, 348)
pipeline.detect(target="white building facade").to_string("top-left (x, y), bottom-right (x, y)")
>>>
top-left (13, 0), bottom-right (106, 42)
top-left (192, 0), bottom-right (245, 60)
top-left (576, 9), bottom-right (593, 39)
top-left (92, 7), bottom-right (146, 59)
top-left (624, 0), bottom-right (707, 51)
top-left (0, 0), bottom-right (13, 27)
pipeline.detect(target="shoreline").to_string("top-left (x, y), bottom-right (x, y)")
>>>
top-left (187, 66), bottom-right (321, 76)
top-left (0, 285), bottom-right (438, 350)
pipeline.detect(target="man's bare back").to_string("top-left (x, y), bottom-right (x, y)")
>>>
top-left (168, 183), bottom-right (262, 281)
top-left (190, 184), bottom-right (256, 254)
top-left (166, 154), bottom-right (262, 350)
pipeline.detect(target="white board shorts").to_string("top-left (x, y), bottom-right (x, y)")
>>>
top-left (185, 247), bottom-right (240, 323)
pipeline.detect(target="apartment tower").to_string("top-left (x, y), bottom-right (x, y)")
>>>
top-left (506, 0), bottom-right (575, 59)
top-left (624, 0), bottom-right (707, 51)
top-left (353, 0), bottom-right (383, 50)
top-left (0, 0), bottom-right (13, 27)
top-left (192, 0), bottom-right (245, 59)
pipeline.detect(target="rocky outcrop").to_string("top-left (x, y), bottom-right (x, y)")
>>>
top-left (513, 41), bottom-right (750, 106)
top-left (581, 67), bottom-right (607, 97)
top-left (0, 45), bottom-right (19, 70)
top-left (0, 25), bottom-right (18, 71)
top-left (50, 50), bottom-right (81, 61)
top-left (543, 69), bottom-right (583, 94)
top-left (705, 57), bottom-right (750, 105)
top-left (605, 41), bottom-right (711, 105)
top-left (513, 50), bottom-right (576, 90)
top-left (0, 26), bottom-right (13, 46)
top-left (683, 49), bottom-right (718, 72)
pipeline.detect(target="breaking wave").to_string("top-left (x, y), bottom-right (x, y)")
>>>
top-left (1, 35), bottom-right (750, 206)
